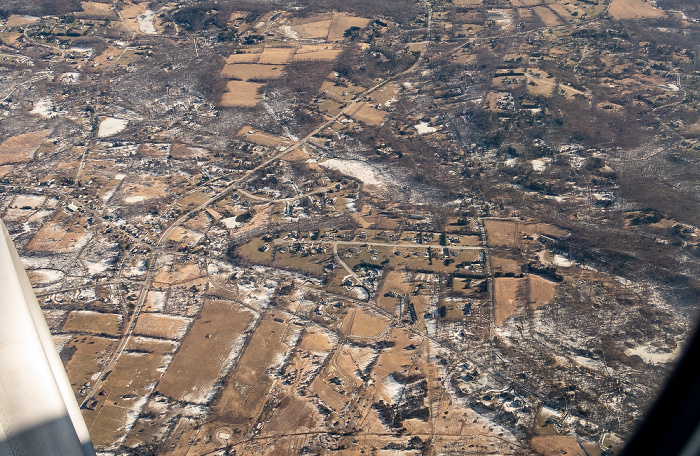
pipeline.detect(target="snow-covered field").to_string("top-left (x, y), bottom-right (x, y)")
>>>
top-left (319, 158), bottom-right (385, 188)
top-left (97, 117), bottom-right (128, 137)
top-left (138, 10), bottom-right (157, 34)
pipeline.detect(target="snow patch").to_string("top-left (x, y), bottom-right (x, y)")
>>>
top-left (30, 98), bottom-right (64, 118)
top-left (625, 342), bottom-right (682, 365)
top-left (414, 121), bottom-right (437, 134)
top-left (531, 159), bottom-right (547, 172)
top-left (97, 117), bottom-right (128, 138)
top-left (124, 195), bottom-right (146, 203)
top-left (137, 10), bottom-right (157, 34)
top-left (319, 158), bottom-right (384, 188)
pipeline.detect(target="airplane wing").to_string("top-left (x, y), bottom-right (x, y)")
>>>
top-left (0, 219), bottom-right (96, 456)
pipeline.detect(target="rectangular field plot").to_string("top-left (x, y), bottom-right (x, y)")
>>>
top-left (157, 300), bottom-right (255, 403)
top-left (215, 314), bottom-right (295, 431)
top-left (63, 335), bottom-right (118, 396)
top-left (62, 311), bottom-right (122, 336)
top-left (134, 313), bottom-right (190, 339)
top-left (221, 63), bottom-right (285, 80)
top-left (220, 81), bottom-right (264, 107)
top-left (82, 338), bottom-right (175, 447)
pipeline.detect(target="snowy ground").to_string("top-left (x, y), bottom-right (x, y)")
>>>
top-left (97, 117), bottom-right (129, 137)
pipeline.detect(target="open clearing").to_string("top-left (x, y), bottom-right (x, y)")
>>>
top-left (62, 311), bottom-right (122, 337)
top-left (221, 63), bottom-right (284, 80)
top-left (531, 435), bottom-right (586, 456)
top-left (293, 45), bottom-right (342, 61)
top-left (226, 51), bottom-right (261, 63)
top-left (346, 102), bottom-right (387, 125)
top-left (237, 126), bottom-right (292, 148)
top-left (64, 335), bottom-right (118, 396)
top-left (220, 81), bottom-right (264, 107)
top-left (328, 14), bottom-right (370, 41)
top-left (533, 6), bottom-right (564, 26)
top-left (608, 0), bottom-right (666, 19)
top-left (294, 19), bottom-right (333, 39)
top-left (215, 313), bottom-right (291, 431)
top-left (157, 300), bottom-right (255, 403)
top-left (117, 176), bottom-right (167, 204)
top-left (78, 2), bottom-right (118, 19)
top-left (258, 47), bottom-right (296, 65)
top-left (134, 313), bottom-right (190, 340)
top-left (5, 15), bottom-right (38, 26)
top-left (27, 214), bottom-right (91, 252)
top-left (346, 308), bottom-right (391, 338)
top-left (153, 262), bottom-right (206, 286)
top-left (494, 275), bottom-right (557, 325)
top-left (484, 219), bottom-right (566, 247)
top-left (97, 117), bottom-right (128, 138)
top-left (82, 338), bottom-right (175, 447)
top-left (0, 130), bottom-right (50, 165)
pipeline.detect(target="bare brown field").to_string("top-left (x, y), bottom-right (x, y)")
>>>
top-left (533, 6), bottom-right (564, 25)
top-left (321, 80), bottom-right (366, 102)
top-left (310, 361), bottom-right (355, 412)
top-left (510, 0), bottom-right (525, 6)
top-left (494, 274), bottom-right (556, 325)
top-left (296, 19), bottom-right (332, 39)
top-left (264, 394), bottom-right (321, 435)
top-left (258, 47), bottom-right (296, 65)
top-left (215, 314), bottom-right (290, 431)
top-left (371, 82), bottom-right (401, 105)
top-left (454, 0), bottom-right (483, 5)
top-left (346, 102), bottom-right (387, 125)
top-left (118, 176), bottom-right (167, 204)
top-left (609, 0), bottom-right (666, 19)
top-left (548, 2), bottom-right (573, 21)
top-left (134, 313), bottom-right (190, 339)
top-left (328, 14), bottom-right (370, 41)
top-left (82, 338), bottom-right (175, 446)
top-left (137, 143), bottom-right (170, 158)
top-left (78, 2), bottom-right (118, 19)
top-left (299, 326), bottom-right (334, 355)
top-left (27, 214), bottom-right (91, 252)
top-left (64, 335), bottom-right (117, 396)
top-left (237, 126), bottom-right (291, 147)
top-left (92, 46), bottom-right (122, 68)
top-left (317, 99), bottom-right (345, 116)
top-left (170, 143), bottom-right (211, 159)
top-left (220, 80), bottom-right (264, 107)
top-left (529, 274), bottom-right (557, 309)
top-left (293, 45), bottom-right (342, 61)
top-left (526, 70), bottom-right (557, 96)
top-left (221, 63), bottom-right (285, 80)
top-left (62, 311), bottom-right (122, 337)
top-left (153, 262), bottom-right (206, 286)
top-left (531, 435), bottom-right (586, 456)
top-left (0, 130), bottom-right (50, 165)
top-left (226, 51), bottom-right (261, 63)
top-left (494, 277), bottom-right (525, 325)
top-left (158, 300), bottom-right (255, 403)
top-left (492, 256), bottom-right (521, 275)
top-left (372, 328), bottom-right (424, 402)
top-left (0, 165), bottom-right (11, 178)
top-left (5, 15), bottom-right (38, 26)
top-left (347, 308), bottom-right (391, 338)
top-left (377, 270), bottom-right (410, 314)
top-left (485, 219), bottom-right (566, 247)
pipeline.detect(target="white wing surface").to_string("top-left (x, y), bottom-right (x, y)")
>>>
top-left (0, 220), bottom-right (96, 456)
